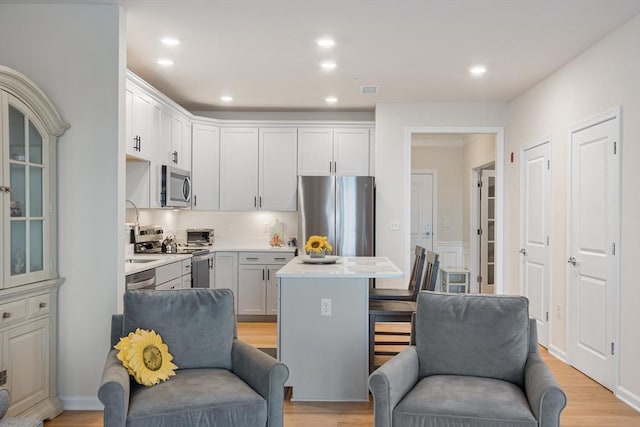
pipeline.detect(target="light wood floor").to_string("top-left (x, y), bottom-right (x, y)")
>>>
top-left (45, 322), bottom-right (640, 426)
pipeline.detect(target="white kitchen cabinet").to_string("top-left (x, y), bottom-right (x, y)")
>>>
top-left (0, 66), bottom-right (66, 420)
top-left (125, 80), bottom-right (156, 162)
top-left (237, 252), bottom-right (294, 315)
top-left (155, 259), bottom-right (191, 290)
top-left (220, 127), bottom-right (297, 211)
top-left (298, 127), bottom-right (371, 176)
top-left (214, 252), bottom-right (238, 312)
top-left (219, 128), bottom-right (259, 210)
top-left (259, 128), bottom-right (297, 211)
top-left (158, 109), bottom-right (191, 171)
top-left (191, 124), bottom-right (220, 210)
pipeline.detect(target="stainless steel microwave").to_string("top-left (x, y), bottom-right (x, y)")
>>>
top-left (161, 165), bottom-right (191, 208)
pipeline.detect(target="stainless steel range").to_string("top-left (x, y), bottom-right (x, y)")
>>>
top-left (132, 226), bottom-right (214, 288)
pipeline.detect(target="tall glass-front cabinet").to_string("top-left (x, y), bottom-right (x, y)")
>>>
top-left (0, 66), bottom-right (68, 420)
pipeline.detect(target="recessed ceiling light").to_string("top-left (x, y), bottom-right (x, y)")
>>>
top-left (469, 65), bottom-right (487, 76)
top-left (325, 96), bottom-right (338, 104)
top-left (161, 37), bottom-right (180, 46)
top-left (220, 95), bottom-right (233, 102)
top-left (317, 38), bottom-right (335, 48)
top-left (320, 61), bottom-right (337, 70)
top-left (157, 58), bottom-right (174, 66)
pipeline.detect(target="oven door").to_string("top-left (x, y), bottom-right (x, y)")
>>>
top-left (162, 165), bottom-right (191, 208)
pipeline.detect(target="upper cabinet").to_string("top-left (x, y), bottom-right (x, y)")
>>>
top-left (125, 80), bottom-right (158, 162)
top-left (298, 127), bottom-right (371, 176)
top-left (220, 127), bottom-right (297, 211)
top-left (191, 124), bottom-right (220, 210)
top-left (259, 128), bottom-right (297, 211)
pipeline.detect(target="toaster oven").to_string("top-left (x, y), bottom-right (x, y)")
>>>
top-left (186, 229), bottom-right (214, 246)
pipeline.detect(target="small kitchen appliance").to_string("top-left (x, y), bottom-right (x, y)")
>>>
top-left (161, 165), bottom-right (191, 208)
top-left (186, 228), bottom-right (214, 246)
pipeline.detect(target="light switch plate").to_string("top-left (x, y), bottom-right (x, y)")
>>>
top-left (389, 219), bottom-right (400, 230)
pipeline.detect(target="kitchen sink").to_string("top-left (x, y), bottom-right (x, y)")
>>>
top-left (125, 258), bottom-right (157, 264)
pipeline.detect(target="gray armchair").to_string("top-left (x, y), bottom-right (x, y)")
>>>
top-left (98, 289), bottom-right (289, 427)
top-left (369, 292), bottom-right (566, 427)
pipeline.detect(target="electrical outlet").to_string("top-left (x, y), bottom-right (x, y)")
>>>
top-left (556, 304), bottom-right (563, 319)
top-left (321, 299), bottom-right (332, 316)
top-left (389, 219), bottom-right (400, 230)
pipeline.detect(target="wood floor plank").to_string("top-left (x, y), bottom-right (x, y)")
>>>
top-left (45, 321), bottom-right (640, 426)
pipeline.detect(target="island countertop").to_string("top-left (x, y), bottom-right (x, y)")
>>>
top-left (276, 256), bottom-right (402, 279)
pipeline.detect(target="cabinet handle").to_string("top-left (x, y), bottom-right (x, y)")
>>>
top-left (329, 161), bottom-right (332, 174)
top-left (194, 195), bottom-right (197, 207)
top-left (39, 302), bottom-right (47, 309)
top-left (274, 257), bottom-right (286, 261)
top-left (259, 196), bottom-right (262, 208)
top-left (246, 257), bottom-right (259, 260)
top-left (172, 151), bottom-right (178, 164)
top-left (2, 312), bottom-right (11, 319)
top-left (254, 196), bottom-right (257, 208)
top-left (0, 186), bottom-right (11, 193)
top-left (262, 269), bottom-right (265, 281)
top-left (334, 161), bottom-right (337, 174)
top-left (138, 136), bottom-right (142, 152)
top-left (267, 269), bottom-right (270, 280)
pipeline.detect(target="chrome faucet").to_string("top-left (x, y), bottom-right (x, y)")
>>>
top-left (126, 199), bottom-right (140, 236)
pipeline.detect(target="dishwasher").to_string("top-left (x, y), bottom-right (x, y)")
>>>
top-left (126, 268), bottom-right (156, 291)
top-left (191, 250), bottom-right (215, 288)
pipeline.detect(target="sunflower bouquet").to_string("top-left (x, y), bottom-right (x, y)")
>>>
top-left (304, 235), bottom-right (333, 257)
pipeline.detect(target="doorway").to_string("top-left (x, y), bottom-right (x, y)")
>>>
top-left (568, 110), bottom-right (620, 390)
top-left (407, 128), bottom-right (503, 294)
top-left (410, 172), bottom-right (435, 254)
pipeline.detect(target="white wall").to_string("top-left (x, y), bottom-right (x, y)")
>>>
top-left (129, 209), bottom-right (298, 243)
top-left (0, 3), bottom-right (124, 409)
top-left (375, 103), bottom-right (508, 287)
top-left (506, 14), bottom-right (640, 409)
top-left (411, 144), bottom-right (464, 242)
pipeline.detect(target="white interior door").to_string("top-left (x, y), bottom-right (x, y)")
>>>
top-left (569, 116), bottom-right (619, 390)
top-left (410, 173), bottom-right (434, 253)
top-left (521, 142), bottom-right (551, 346)
top-left (480, 170), bottom-right (496, 294)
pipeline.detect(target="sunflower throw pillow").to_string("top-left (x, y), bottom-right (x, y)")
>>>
top-left (115, 328), bottom-right (177, 386)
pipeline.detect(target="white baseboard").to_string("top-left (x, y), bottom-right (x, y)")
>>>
top-left (60, 396), bottom-right (103, 411)
top-left (548, 344), bottom-right (567, 363)
top-left (616, 386), bottom-right (640, 413)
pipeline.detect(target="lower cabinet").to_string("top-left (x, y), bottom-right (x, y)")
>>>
top-left (214, 252), bottom-right (239, 313)
top-left (237, 252), bottom-right (294, 315)
top-left (155, 259), bottom-right (191, 290)
top-left (0, 280), bottom-right (63, 419)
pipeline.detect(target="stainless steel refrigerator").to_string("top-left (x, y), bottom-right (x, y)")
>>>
top-left (298, 176), bottom-right (375, 256)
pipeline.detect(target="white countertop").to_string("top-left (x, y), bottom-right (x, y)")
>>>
top-left (125, 253), bottom-right (191, 276)
top-left (276, 256), bottom-right (402, 279)
top-left (125, 239), bottom-right (297, 276)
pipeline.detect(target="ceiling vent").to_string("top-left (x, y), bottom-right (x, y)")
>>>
top-left (360, 85), bottom-right (379, 95)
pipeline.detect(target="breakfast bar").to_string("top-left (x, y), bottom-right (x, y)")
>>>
top-left (276, 256), bottom-right (402, 401)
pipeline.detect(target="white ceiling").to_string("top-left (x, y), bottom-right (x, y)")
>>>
top-left (124, 0), bottom-right (640, 112)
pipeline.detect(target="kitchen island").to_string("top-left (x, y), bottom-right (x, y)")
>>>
top-left (276, 256), bottom-right (402, 401)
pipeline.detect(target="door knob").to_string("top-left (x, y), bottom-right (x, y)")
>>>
top-left (567, 257), bottom-right (577, 266)
top-left (519, 248), bottom-right (527, 255)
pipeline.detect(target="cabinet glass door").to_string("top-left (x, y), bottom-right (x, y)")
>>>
top-left (5, 100), bottom-right (49, 286)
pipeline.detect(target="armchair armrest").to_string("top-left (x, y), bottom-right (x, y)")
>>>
top-left (524, 352), bottom-right (567, 427)
top-left (97, 349), bottom-right (130, 427)
top-left (232, 340), bottom-right (289, 427)
top-left (368, 346), bottom-right (420, 427)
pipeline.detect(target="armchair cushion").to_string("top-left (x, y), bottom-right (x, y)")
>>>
top-left (416, 292), bottom-right (530, 386)
top-left (393, 375), bottom-right (536, 427)
top-left (123, 289), bottom-right (235, 370)
top-left (126, 368), bottom-right (267, 427)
